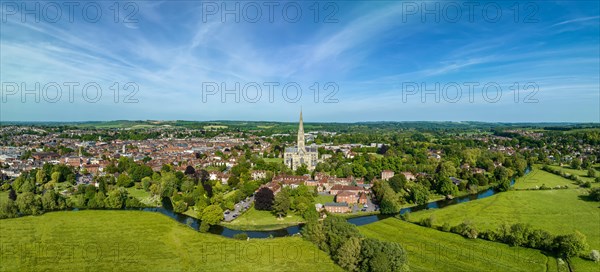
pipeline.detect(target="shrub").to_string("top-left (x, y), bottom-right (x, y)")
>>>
top-left (590, 250), bottom-right (599, 263)
top-left (420, 215), bottom-right (435, 228)
top-left (441, 222), bottom-right (451, 232)
top-left (581, 181), bottom-right (592, 188)
top-left (233, 233), bottom-right (248, 240)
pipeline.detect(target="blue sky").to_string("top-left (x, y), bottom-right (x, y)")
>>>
top-left (1, 0), bottom-right (599, 122)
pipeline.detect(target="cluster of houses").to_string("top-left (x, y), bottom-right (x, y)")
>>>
top-left (256, 173), bottom-right (373, 213)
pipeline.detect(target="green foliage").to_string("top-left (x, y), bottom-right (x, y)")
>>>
top-left (408, 183), bottom-right (429, 205)
top-left (233, 233), bottom-right (248, 240)
top-left (255, 187), bottom-right (274, 210)
top-left (554, 231), bottom-right (588, 258)
top-left (272, 190), bottom-right (291, 217)
top-left (589, 187), bottom-right (600, 201)
top-left (201, 204), bottom-right (224, 225)
top-left (335, 237), bottom-right (361, 271)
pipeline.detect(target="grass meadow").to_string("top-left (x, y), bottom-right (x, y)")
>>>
top-left (0, 210), bottom-right (341, 272)
top-left (220, 206), bottom-right (305, 231)
top-left (407, 173), bottom-right (600, 271)
top-left (359, 218), bottom-right (555, 272)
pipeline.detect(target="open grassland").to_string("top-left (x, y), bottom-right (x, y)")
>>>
top-left (408, 189), bottom-right (600, 248)
top-left (513, 167), bottom-right (576, 189)
top-left (407, 188), bottom-right (600, 271)
top-left (359, 218), bottom-right (555, 272)
top-left (221, 206), bottom-right (305, 231)
top-left (0, 210), bottom-right (341, 272)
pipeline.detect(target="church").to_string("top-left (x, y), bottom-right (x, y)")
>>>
top-left (284, 110), bottom-right (318, 171)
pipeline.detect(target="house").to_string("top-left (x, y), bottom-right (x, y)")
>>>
top-left (257, 181), bottom-right (281, 195)
top-left (358, 193), bottom-right (368, 205)
top-left (251, 170), bottom-right (267, 180)
top-left (273, 174), bottom-right (310, 189)
top-left (324, 202), bottom-right (350, 213)
top-left (329, 185), bottom-right (365, 195)
top-left (335, 191), bottom-right (358, 204)
top-left (450, 177), bottom-right (463, 186)
top-left (381, 170), bottom-right (394, 181)
top-left (401, 172), bottom-right (416, 181)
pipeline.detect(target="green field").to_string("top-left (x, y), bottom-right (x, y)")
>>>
top-left (359, 218), bottom-right (555, 272)
top-left (513, 167), bottom-right (576, 190)
top-left (0, 211), bottom-right (341, 272)
top-left (407, 185), bottom-right (600, 271)
top-left (263, 158), bottom-right (283, 164)
top-left (314, 194), bottom-right (334, 204)
top-left (221, 206), bottom-right (305, 231)
top-left (408, 189), bottom-right (600, 248)
top-left (126, 187), bottom-right (160, 206)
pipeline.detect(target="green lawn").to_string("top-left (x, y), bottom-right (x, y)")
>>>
top-left (0, 210), bottom-right (341, 272)
top-left (407, 188), bottom-right (600, 271)
top-left (126, 187), bottom-right (160, 206)
top-left (513, 166), bottom-right (576, 190)
top-left (359, 218), bottom-right (554, 272)
top-left (221, 206), bottom-right (305, 231)
top-left (314, 194), bottom-right (334, 204)
top-left (263, 158), bottom-right (283, 164)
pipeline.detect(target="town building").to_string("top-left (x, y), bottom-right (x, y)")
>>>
top-left (324, 202), bottom-right (350, 213)
top-left (284, 110), bottom-right (318, 171)
top-left (381, 170), bottom-right (394, 180)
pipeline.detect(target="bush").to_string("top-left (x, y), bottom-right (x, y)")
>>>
top-left (581, 181), bottom-right (592, 188)
top-left (441, 222), bottom-right (451, 232)
top-left (199, 221), bottom-right (210, 233)
top-left (589, 250), bottom-right (599, 263)
top-left (233, 233), bottom-right (248, 240)
top-left (420, 216), bottom-right (434, 228)
top-left (451, 220), bottom-right (478, 239)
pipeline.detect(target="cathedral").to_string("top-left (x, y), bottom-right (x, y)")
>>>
top-left (284, 110), bottom-right (318, 171)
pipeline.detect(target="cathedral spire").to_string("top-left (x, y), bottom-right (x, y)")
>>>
top-left (297, 109), bottom-right (305, 151)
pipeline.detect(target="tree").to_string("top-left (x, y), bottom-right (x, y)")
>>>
top-left (105, 188), bottom-right (126, 209)
top-left (0, 199), bottom-right (18, 218)
top-left (41, 190), bottom-right (58, 211)
top-left (273, 190), bottom-right (291, 218)
top-left (335, 237), bottom-right (361, 272)
top-left (438, 177), bottom-right (458, 196)
top-left (571, 158), bottom-right (581, 170)
top-left (15, 192), bottom-right (42, 215)
top-left (554, 231), bottom-right (588, 258)
top-left (8, 188), bottom-right (16, 201)
top-left (184, 165), bottom-right (196, 176)
top-left (117, 173), bottom-right (133, 188)
top-left (589, 188), bottom-right (600, 201)
top-left (588, 168), bottom-right (596, 178)
top-left (388, 175), bottom-right (407, 193)
top-left (201, 204), bottom-right (224, 226)
top-left (295, 164), bottom-right (309, 176)
top-left (496, 178), bottom-right (511, 192)
top-left (408, 183), bottom-right (429, 205)
top-left (255, 187), bottom-right (275, 210)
